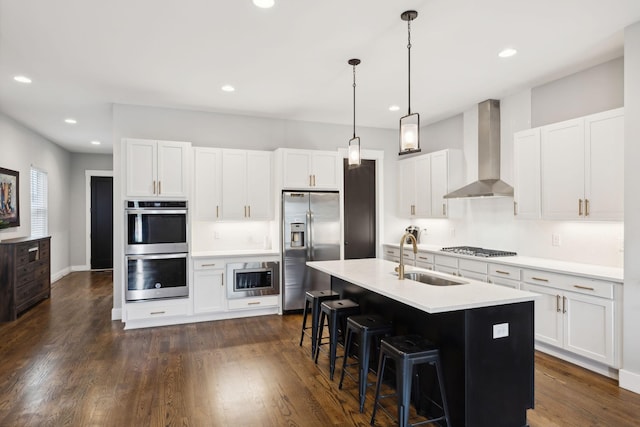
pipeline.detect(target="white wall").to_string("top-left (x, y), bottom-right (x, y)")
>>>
top-left (68, 153), bottom-right (113, 267)
top-left (621, 21), bottom-right (640, 394)
top-left (0, 113), bottom-right (71, 279)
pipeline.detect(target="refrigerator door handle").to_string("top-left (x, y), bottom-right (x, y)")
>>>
top-left (306, 210), bottom-right (313, 260)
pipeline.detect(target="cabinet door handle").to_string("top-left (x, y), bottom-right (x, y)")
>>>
top-left (574, 285), bottom-right (595, 291)
top-left (514, 201), bottom-right (517, 216)
top-left (443, 203), bottom-right (446, 216)
top-left (313, 175), bottom-right (316, 186)
top-left (158, 181), bottom-right (161, 194)
top-left (153, 180), bottom-right (157, 194)
top-left (495, 270), bottom-right (510, 275)
top-left (309, 175), bottom-right (313, 186)
top-left (578, 199), bottom-right (583, 216)
top-left (562, 296), bottom-right (567, 313)
top-left (531, 276), bottom-right (549, 282)
top-left (248, 205), bottom-right (251, 217)
top-left (585, 199), bottom-right (590, 216)
top-left (556, 295), bottom-right (561, 313)
top-left (216, 205), bottom-right (219, 218)
top-left (221, 273), bottom-right (224, 286)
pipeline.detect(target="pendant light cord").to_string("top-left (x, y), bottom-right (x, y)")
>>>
top-left (352, 64), bottom-right (357, 138)
top-left (407, 18), bottom-right (412, 116)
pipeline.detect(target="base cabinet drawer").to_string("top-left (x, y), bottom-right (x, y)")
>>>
top-left (227, 295), bottom-right (279, 310)
top-left (126, 301), bottom-right (189, 320)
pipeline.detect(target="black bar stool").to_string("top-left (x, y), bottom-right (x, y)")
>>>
top-left (314, 299), bottom-right (360, 380)
top-left (299, 289), bottom-right (340, 357)
top-left (370, 335), bottom-right (451, 427)
top-left (339, 314), bottom-right (393, 413)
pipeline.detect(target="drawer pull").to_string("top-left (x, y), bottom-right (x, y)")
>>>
top-left (201, 263), bottom-right (217, 267)
top-left (248, 301), bottom-right (261, 306)
top-left (573, 285), bottom-right (595, 291)
top-left (386, 251), bottom-right (394, 254)
top-left (418, 256), bottom-right (429, 260)
top-left (150, 311), bottom-right (166, 315)
top-left (495, 270), bottom-right (510, 275)
top-left (556, 295), bottom-right (561, 313)
top-left (531, 276), bottom-right (549, 282)
top-left (562, 296), bottom-right (567, 313)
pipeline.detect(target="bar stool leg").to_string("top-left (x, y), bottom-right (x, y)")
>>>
top-left (358, 331), bottom-right (370, 413)
top-left (370, 352), bottom-right (387, 426)
top-left (299, 299), bottom-right (309, 347)
top-left (396, 358), bottom-right (412, 427)
top-left (435, 356), bottom-right (452, 425)
top-left (314, 311), bottom-right (326, 364)
top-left (328, 312), bottom-right (339, 380)
top-left (338, 325), bottom-right (353, 390)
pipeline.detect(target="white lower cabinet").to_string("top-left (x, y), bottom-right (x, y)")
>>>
top-left (382, 245), bottom-right (414, 266)
top-left (126, 300), bottom-right (189, 321)
top-left (522, 269), bottom-right (618, 367)
top-left (193, 259), bottom-right (226, 314)
top-left (488, 263), bottom-right (521, 289)
top-left (434, 254), bottom-right (459, 276)
top-left (458, 259), bottom-right (488, 282)
top-left (414, 251), bottom-right (434, 270)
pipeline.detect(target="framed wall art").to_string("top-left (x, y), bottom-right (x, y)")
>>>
top-left (0, 167), bottom-right (19, 228)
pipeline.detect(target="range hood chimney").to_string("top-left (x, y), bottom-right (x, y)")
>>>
top-left (444, 99), bottom-right (514, 199)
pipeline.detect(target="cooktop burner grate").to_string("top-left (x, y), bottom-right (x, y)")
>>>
top-left (441, 246), bottom-right (517, 258)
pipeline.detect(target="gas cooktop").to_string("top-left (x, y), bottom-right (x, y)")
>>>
top-left (441, 246), bottom-right (517, 258)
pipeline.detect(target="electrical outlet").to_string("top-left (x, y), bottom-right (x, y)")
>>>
top-left (552, 234), bottom-right (561, 247)
top-left (493, 323), bottom-right (509, 339)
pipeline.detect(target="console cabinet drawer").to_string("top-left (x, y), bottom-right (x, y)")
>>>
top-left (126, 301), bottom-right (189, 320)
top-left (227, 295), bottom-right (279, 310)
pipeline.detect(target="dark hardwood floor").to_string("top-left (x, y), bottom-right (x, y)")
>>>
top-left (0, 271), bottom-right (638, 426)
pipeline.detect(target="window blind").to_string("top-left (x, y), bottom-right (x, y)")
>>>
top-left (30, 167), bottom-right (48, 237)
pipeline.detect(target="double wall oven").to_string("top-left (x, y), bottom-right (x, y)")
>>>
top-left (125, 200), bottom-right (188, 301)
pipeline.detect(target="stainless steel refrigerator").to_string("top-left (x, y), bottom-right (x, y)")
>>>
top-left (282, 191), bottom-right (340, 311)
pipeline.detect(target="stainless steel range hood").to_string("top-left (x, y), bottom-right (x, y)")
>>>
top-left (444, 99), bottom-right (514, 199)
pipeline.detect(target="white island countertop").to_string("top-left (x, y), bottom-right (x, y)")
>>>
top-left (307, 259), bottom-right (538, 314)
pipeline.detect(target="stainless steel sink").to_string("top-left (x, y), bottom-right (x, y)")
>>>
top-left (403, 271), bottom-right (467, 286)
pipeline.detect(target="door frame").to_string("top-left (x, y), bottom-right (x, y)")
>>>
top-left (84, 170), bottom-right (114, 270)
top-left (337, 148), bottom-right (384, 259)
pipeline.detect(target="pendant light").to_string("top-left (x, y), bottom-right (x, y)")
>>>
top-left (348, 58), bottom-right (362, 167)
top-left (399, 10), bottom-right (421, 156)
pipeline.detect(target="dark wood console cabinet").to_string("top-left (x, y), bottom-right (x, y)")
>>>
top-left (0, 236), bottom-right (51, 321)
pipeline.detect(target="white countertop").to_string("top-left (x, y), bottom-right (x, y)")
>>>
top-left (191, 249), bottom-right (279, 258)
top-left (307, 259), bottom-right (537, 314)
top-left (386, 243), bottom-right (624, 283)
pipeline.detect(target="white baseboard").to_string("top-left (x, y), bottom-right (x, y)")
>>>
top-left (619, 369), bottom-right (640, 394)
top-left (111, 308), bottom-right (122, 321)
top-left (71, 264), bottom-right (90, 272)
top-left (51, 267), bottom-right (71, 283)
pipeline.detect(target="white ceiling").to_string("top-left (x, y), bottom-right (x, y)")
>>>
top-left (2, 0), bottom-right (640, 154)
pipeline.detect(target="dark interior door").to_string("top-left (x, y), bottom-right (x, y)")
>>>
top-left (343, 159), bottom-right (376, 259)
top-left (91, 176), bottom-right (113, 269)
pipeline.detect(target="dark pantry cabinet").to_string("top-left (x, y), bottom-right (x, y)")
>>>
top-left (0, 236), bottom-right (51, 321)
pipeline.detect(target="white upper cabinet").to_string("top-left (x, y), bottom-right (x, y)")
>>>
top-left (281, 149), bottom-right (339, 190)
top-left (515, 108), bottom-right (624, 221)
top-left (221, 149), bottom-right (272, 220)
top-left (583, 109), bottom-right (624, 220)
top-left (193, 148), bottom-right (222, 221)
top-left (398, 150), bottom-right (455, 218)
top-left (541, 118), bottom-right (585, 220)
top-left (124, 138), bottom-right (190, 198)
top-left (513, 128), bottom-right (541, 219)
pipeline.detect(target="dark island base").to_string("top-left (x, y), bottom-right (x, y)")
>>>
top-left (332, 277), bottom-right (534, 427)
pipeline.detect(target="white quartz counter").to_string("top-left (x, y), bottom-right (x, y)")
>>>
top-left (307, 258), bottom-right (537, 314)
top-left (386, 243), bottom-right (624, 283)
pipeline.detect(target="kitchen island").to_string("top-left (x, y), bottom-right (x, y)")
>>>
top-left (307, 258), bottom-right (538, 427)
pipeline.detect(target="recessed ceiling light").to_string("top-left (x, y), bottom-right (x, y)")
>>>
top-left (253, 0), bottom-right (274, 8)
top-left (221, 85), bottom-right (235, 92)
top-left (90, 140), bottom-right (101, 145)
top-left (498, 48), bottom-right (518, 58)
top-left (64, 118), bottom-right (77, 124)
top-left (389, 105), bottom-right (400, 112)
top-left (14, 75), bottom-right (32, 84)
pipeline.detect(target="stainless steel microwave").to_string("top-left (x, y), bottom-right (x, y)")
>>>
top-left (226, 261), bottom-right (280, 299)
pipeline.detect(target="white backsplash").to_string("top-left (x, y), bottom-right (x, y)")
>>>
top-left (192, 221), bottom-right (277, 252)
top-left (408, 197), bottom-right (623, 268)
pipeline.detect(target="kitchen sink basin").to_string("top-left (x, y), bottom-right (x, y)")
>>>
top-left (403, 271), bottom-right (467, 286)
